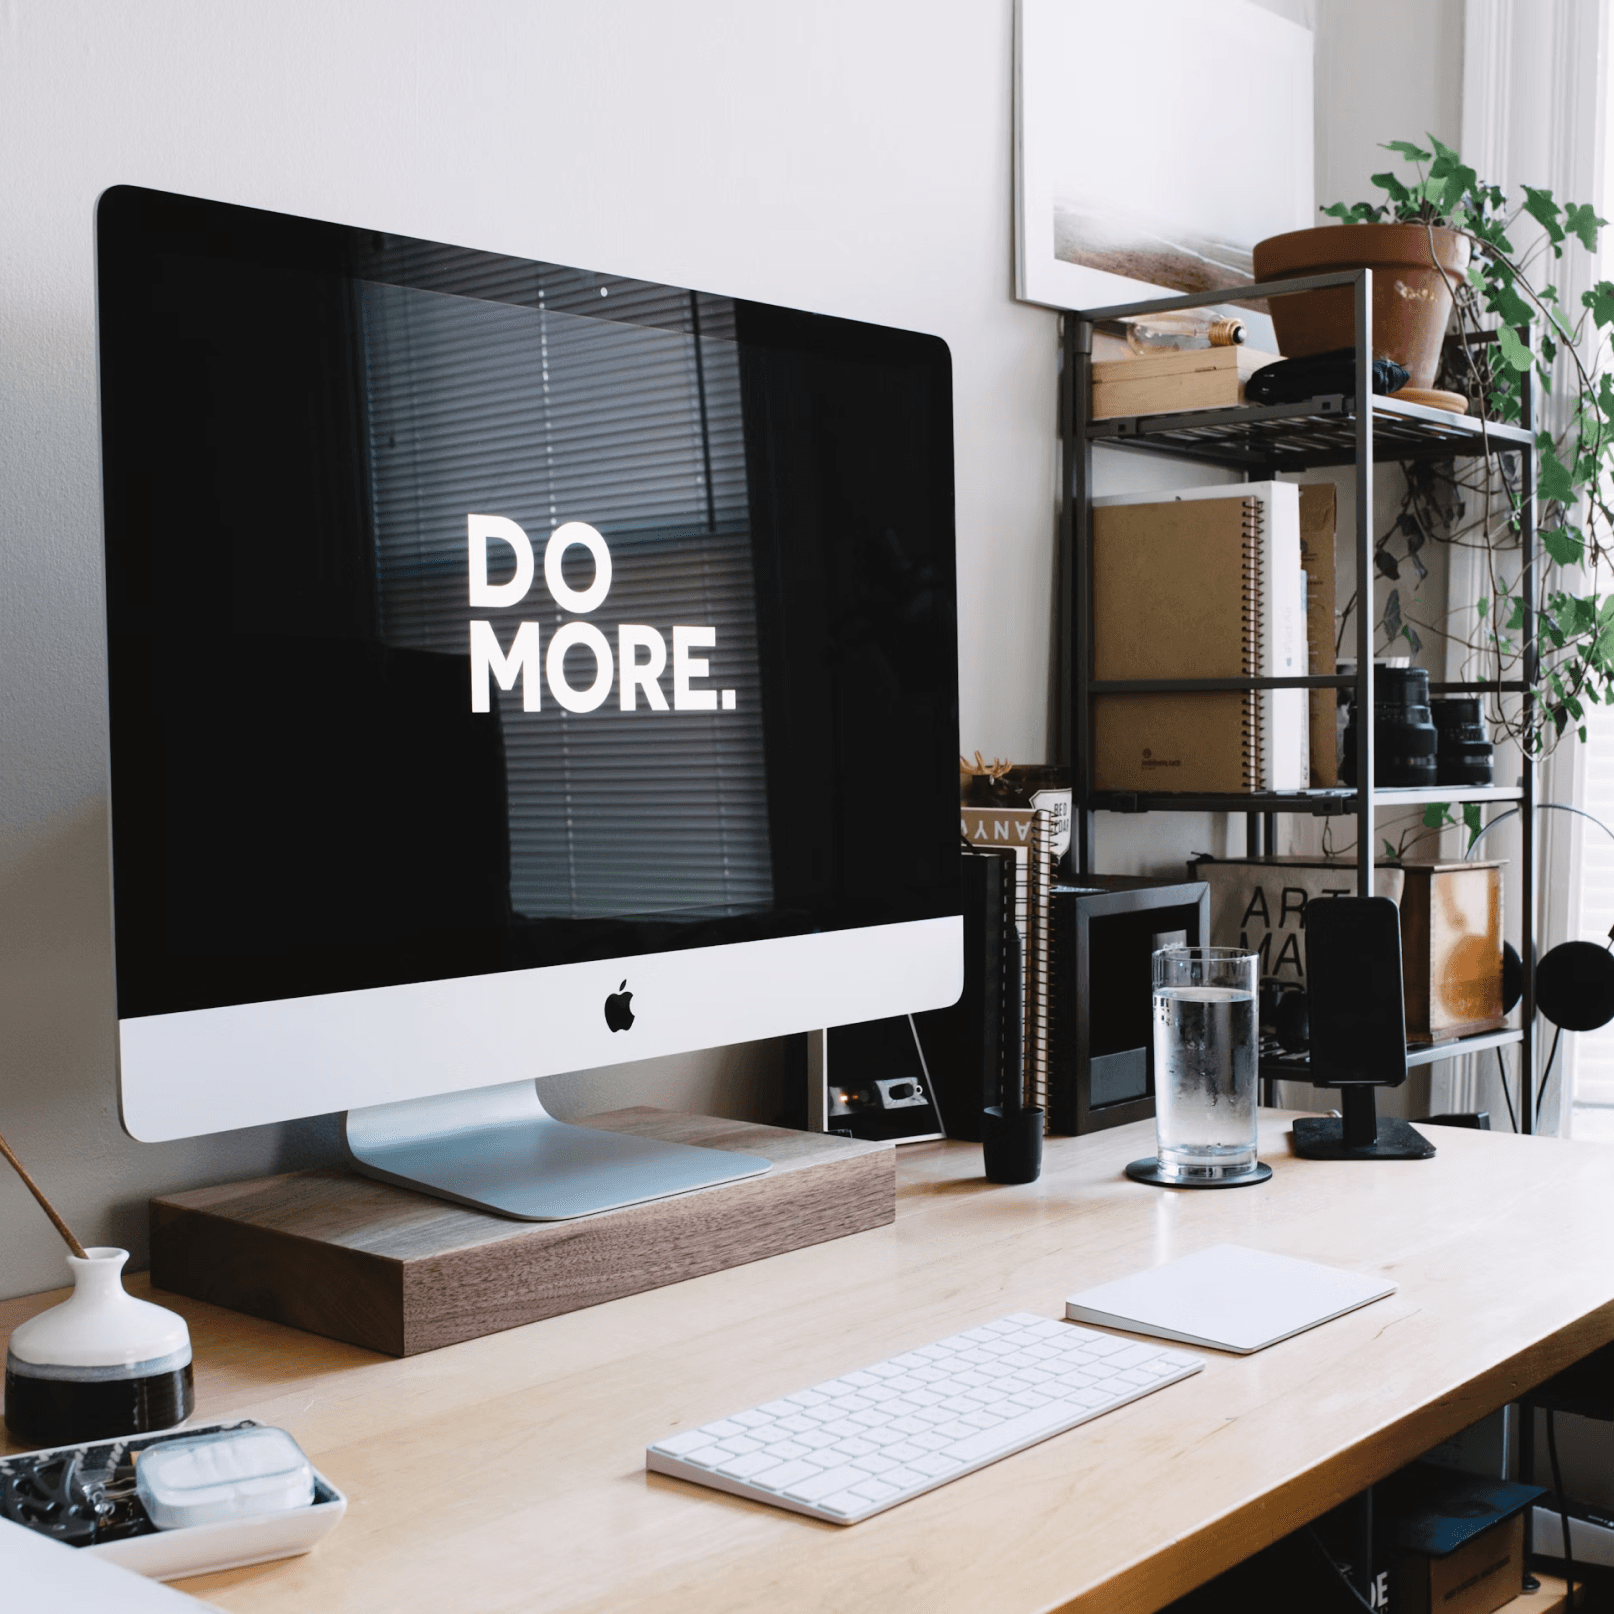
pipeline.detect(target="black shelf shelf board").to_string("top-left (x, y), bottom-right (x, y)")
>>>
top-left (1085, 783), bottom-right (1523, 816)
top-left (1373, 783), bottom-right (1525, 806)
top-left (1261, 1025), bottom-right (1524, 1080)
top-left (1089, 677), bottom-right (1528, 696)
top-left (1086, 394), bottom-right (1531, 471)
top-left (1091, 675), bottom-right (1356, 693)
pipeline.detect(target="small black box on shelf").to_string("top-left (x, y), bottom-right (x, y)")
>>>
top-left (1049, 876), bottom-right (1209, 1135)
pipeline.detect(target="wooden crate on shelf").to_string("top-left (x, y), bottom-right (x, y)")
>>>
top-left (1090, 345), bottom-right (1277, 420)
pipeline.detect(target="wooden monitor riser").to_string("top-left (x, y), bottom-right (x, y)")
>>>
top-left (148, 1109), bottom-right (892, 1356)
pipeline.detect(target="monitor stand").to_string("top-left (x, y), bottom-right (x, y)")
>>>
top-left (1291, 1085), bottom-right (1436, 1161)
top-left (345, 1079), bottom-right (771, 1220)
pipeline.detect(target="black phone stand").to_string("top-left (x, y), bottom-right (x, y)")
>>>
top-left (1292, 1085), bottom-right (1435, 1160)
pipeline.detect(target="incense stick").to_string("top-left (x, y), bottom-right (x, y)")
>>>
top-left (0, 1128), bottom-right (88, 1259)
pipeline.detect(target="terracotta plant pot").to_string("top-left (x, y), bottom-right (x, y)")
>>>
top-left (1251, 223), bottom-right (1471, 391)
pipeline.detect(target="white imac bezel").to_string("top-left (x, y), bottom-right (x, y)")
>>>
top-left (118, 915), bottom-right (962, 1142)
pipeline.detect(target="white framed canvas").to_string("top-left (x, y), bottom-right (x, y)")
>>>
top-left (1014, 0), bottom-right (1314, 313)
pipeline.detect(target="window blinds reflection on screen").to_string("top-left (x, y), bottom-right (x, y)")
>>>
top-left (360, 280), bottom-right (773, 922)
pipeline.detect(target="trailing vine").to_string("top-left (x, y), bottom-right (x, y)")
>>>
top-left (1324, 136), bottom-right (1614, 758)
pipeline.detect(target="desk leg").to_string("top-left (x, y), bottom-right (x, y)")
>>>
top-left (1356, 1486), bottom-right (1376, 1607)
top-left (1521, 1401), bottom-right (1538, 1589)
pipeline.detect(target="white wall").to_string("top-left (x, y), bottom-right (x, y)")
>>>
top-left (0, 0), bottom-right (1061, 1298)
top-left (0, 0), bottom-right (1479, 1298)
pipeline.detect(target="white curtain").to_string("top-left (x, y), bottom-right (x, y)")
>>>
top-left (1441, 0), bottom-right (1610, 1131)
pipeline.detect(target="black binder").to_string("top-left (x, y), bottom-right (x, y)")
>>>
top-left (913, 847), bottom-right (1014, 1142)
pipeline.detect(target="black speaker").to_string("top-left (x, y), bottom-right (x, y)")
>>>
top-left (1535, 941), bottom-right (1614, 1032)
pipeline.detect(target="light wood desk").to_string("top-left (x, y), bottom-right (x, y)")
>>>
top-left (5, 1112), bottom-right (1614, 1614)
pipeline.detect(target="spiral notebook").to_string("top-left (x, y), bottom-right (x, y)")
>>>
top-left (1091, 483), bottom-right (1306, 793)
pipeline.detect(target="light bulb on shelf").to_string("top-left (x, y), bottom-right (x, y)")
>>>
top-left (1123, 309), bottom-right (1247, 355)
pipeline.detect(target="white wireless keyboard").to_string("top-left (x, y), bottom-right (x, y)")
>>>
top-left (646, 1312), bottom-right (1203, 1523)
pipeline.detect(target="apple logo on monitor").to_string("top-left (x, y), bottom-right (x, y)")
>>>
top-left (604, 980), bottom-right (635, 1032)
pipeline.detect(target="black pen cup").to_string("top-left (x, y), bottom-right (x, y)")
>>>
top-left (982, 1106), bottom-right (1043, 1184)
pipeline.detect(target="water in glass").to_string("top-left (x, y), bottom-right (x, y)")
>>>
top-left (1153, 982), bottom-right (1257, 1179)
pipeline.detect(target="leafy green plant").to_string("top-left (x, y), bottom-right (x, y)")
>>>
top-left (1324, 137), bottom-right (1614, 756)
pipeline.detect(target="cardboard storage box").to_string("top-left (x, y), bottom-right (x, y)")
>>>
top-left (1381, 1466), bottom-right (1542, 1614)
top-left (1396, 1513), bottom-right (1523, 1614)
top-left (1399, 861), bottom-right (1506, 1042)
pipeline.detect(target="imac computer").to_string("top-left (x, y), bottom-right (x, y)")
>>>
top-left (96, 186), bottom-right (962, 1219)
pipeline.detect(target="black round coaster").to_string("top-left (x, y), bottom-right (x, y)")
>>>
top-left (1124, 1157), bottom-right (1272, 1189)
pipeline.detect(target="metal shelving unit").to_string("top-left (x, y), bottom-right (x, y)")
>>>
top-left (1058, 269), bottom-right (1540, 1125)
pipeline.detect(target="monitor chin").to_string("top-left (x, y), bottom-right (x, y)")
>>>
top-left (116, 916), bottom-right (963, 1146)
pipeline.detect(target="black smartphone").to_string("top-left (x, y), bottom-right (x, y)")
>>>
top-left (1305, 896), bottom-right (1408, 1088)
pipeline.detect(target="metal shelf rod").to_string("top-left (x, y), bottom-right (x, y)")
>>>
top-left (1078, 270), bottom-right (1364, 323)
top-left (1092, 675), bottom-right (1361, 693)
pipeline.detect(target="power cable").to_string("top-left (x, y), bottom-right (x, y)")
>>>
top-left (1546, 1408), bottom-right (1576, 1608)
top-left (1496, 1045), bottom-right (1519, 1133)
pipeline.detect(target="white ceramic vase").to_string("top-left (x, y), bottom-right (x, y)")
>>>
top-left (4, 1247), bottom-right (194, 1448)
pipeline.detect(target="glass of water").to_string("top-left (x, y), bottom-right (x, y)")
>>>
top-left (1150, 946), bottom-right (1261, 1183)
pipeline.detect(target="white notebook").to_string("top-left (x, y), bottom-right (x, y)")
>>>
top-left (1064, 1244), bottom-right (1396, 1355)
top-left (1093, 482), bottom-right (1309, 790)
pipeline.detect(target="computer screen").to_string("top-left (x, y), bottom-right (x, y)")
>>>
top-left (98, 186), bottom-right (962, 1145)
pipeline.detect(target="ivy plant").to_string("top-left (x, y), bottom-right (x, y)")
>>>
top-left (1323, 137), bottom-right (1614, 759)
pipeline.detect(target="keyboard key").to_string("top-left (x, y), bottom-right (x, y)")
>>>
top-left (1109, 1344), bottom-right (1162, 1369)
top-left (677, 1445), bottom-right (727, 1469)
top-left (704, 1419), bottom-right (747, 1439)
top-left (652, 1430), bottom-right (714, 1457)
top-left (717, 1452), bottom-right (785, 1480)
top-left (850, 1478), bottom-right (901, 1502)
top-left (751, 1458), bottom-right (822, 1492)
top-left (951, 1401), bottom-right (1082, 1463)
top-left (910, 1453), bottom-right (964, 1478)
top-left (818, 1492), bottom-right (866, 1518)
top-left (832, 1436), bottom-right (876, 1457)
top-left (782, 1465), bottom-right (867, 1502)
